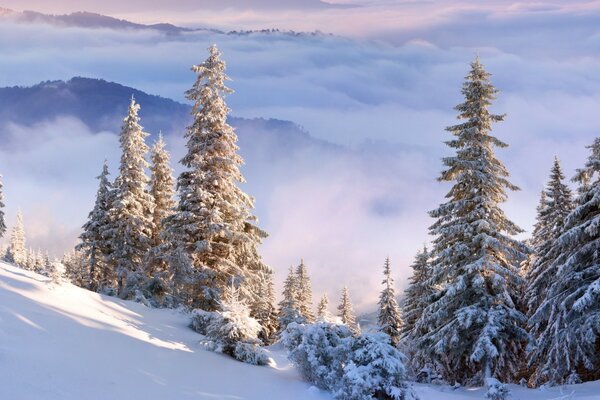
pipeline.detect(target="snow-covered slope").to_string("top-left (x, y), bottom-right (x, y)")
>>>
top-left (0, 262), bottom-right (330, 400)
top-left (2, 261), bottom-right (600, 400)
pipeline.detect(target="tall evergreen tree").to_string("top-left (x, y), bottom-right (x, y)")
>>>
top-left (6, 210), bottom-right (26, 267)
top-left (414, 58), bottom-right (527, 386)
top-left (526, 158), bottom-right (574, 382)
top-left (164, 44), bottom-right (267, 311)
top-left (0, 174), bottom-right (6, 240)
top-left (401, 246), bottom-right (432, 339)
top-left (377, 257), bottom-right (403, 346)
top-left (107, 98), bottom-right (154, 298)
top-left (529, 139), bottom-right (600, 385)
top-left (278, 266), bottom-right (302, 331)
top-left (295, 259), bottom-right (314, 323)
top-left (76, 161), bottom-right (114, 292)
top-left (338, 286), bottom-right (360, 335)
top-left (146, 134), bottom-right (176, 299)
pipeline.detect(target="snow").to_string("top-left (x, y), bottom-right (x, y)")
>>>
top-left (0, 262), bottom-right (329, 400)
top-left (2, 261), bottom-right (600, 399)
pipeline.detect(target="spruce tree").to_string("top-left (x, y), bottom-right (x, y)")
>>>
top-left (529, 139), bottom-right (600, 385)
top-left (278, 266), bottom-right (302, 330)
top-left (6, 211), bottom-right (26, 267)
top-left (338, 286), bottom-right (360, 335)
top-left (317, 293), bottom-right (331, 322)
top-left (146, 134), bottom-right (176, 299)
top-left (107, 97), bottom-right (154, 298)
top-left (377, 257), bottom-right (403, 346)
top-left (526, 158), bottom-right (574, 383)
top-left (252, 270), bottom-right (279, 344)
top-left (164, 44), bottom-right (267, 311)
top-left (415, 58), bottom-right (527, 386)
top-left (401, 246), bottom-right (432, 339)
top-left (295, 259), bottom-right (314, 323)
top-left (0, 174), bottom-right (6, 240)
top-left (76, 160), bottom-right (114, 292)
top-left (63, 249), bottom-right (89, 287)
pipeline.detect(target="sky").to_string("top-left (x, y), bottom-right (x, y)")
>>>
top-left (0, 0), bottom-right (599, 311)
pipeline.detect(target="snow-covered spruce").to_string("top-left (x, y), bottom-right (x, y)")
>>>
top-left (526, 158), bottom-right (574, 385)
top-left (529, 138), bottom-right (600, 385)
top-left (401, 246), bottom-right (432, 340)
top-left (163, 44), bottom-right (268, 312)
top-left (5, 210), bottom-right (26, 267)
top-left (145, 134), bottom-right (176, 303)
top-left (414, 58), bottom-right (527, 386)
top-left (278, 266), bottom-right (304, 332)
top-left (106, 98), bottom-right (154, 299)
top-left (190, 283), bottom-right (272, 365)
top-left (295, 259), bottom-right (314, 323)
top-left (282, 322), bottom-right (418, 400)
top-left (76, 160), bottom-right (114, 292)
top-left (251, 269), bottom-right (279, 344)
top-left (401, 246), bottom-right (438, 377)
top-left (317, 293), bottom-right (333, 322)
top-left (0, 174), bottom-right (7, 240)
top-left (377, 257), bottom-right (403, 346)
top-left (62, 248), bottom-right (89, 287)
top-left (338, 285), bottom-right (360, 335)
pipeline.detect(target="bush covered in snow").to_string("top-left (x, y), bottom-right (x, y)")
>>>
top-left (190, 285), bottom-right (273, 366)
top-left (282, 321), bottom-right (352, 390)
top-left (485, 377), bottom-right (510, 400)
top-left (337, 333), bottom-right (418, 400)
top-left (283, 322), bottom-right (418, 400)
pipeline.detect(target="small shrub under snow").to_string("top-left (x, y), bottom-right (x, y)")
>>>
top-left (191, 284), bottom-right (273, 366)
top-left (283, 322), bottom-right (418, 400)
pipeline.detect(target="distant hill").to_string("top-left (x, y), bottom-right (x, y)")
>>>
top-left (15, 11), bottom-right (199, 35)
top-left (0, 77), bottom-right (339, 156)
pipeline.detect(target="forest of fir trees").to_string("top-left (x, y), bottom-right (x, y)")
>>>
top-left (0, 46), bottom-right (599, 400)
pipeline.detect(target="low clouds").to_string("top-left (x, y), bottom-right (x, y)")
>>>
top-left (0, 117), bottom-right (118, 255)
top-left (0, 3), bottom-right (599, 310)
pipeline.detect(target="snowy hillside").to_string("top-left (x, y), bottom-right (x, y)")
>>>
top-left (0, 262), bottom-right (330, 400)
top-left (1, 261), bottom-right (600, 400)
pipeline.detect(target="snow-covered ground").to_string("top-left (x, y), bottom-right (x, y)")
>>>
top-left (1, 262), bottom-right (599, 400)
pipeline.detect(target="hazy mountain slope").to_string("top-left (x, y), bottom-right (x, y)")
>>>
top-left (0, 77), bottom-right (339, 153)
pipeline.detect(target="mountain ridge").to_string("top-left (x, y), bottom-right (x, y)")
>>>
top-left (0, 8), bottom-right (334, 37)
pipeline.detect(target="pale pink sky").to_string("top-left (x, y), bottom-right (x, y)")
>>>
top-left (1, 0), bottom-right (598, 38)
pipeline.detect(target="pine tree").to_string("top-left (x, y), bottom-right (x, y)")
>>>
top-left (163, 44), bottom-right (267, 311)
top-left (76, 161), bottom-right (114, 292)
top-left (278, 266), bottom-right (302, 330)
top-left (252, 270), bottom-right (278, 344)
top-left (528, 139), bottom-right (600, 385)
top-left (401, 246), bottom-right (432, 339)
top-left (338, 286), bottom-right (360, 335)
top-left (295, 259), bottom-right (314, 323)
top-left (377, 257), bottom-right (403, 346)
top-left (317, 293), bottom-right (332, 322)
top-left (6, 211), bottom-right (26, 267)
top-left (414, 58), bottom-right (527, 386)
top-left (146, 134), bottom-right (176, 300)
top-left (107, 98), bottom-right (154, 298)
top-left (0, 174), bottom-right (7, 240)
top-left (25, 248), bottom-right (35, 271)
top-left (526, 158), bottom-right (574, 383)
top-left (62, 249), bottom-right (89, 287)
